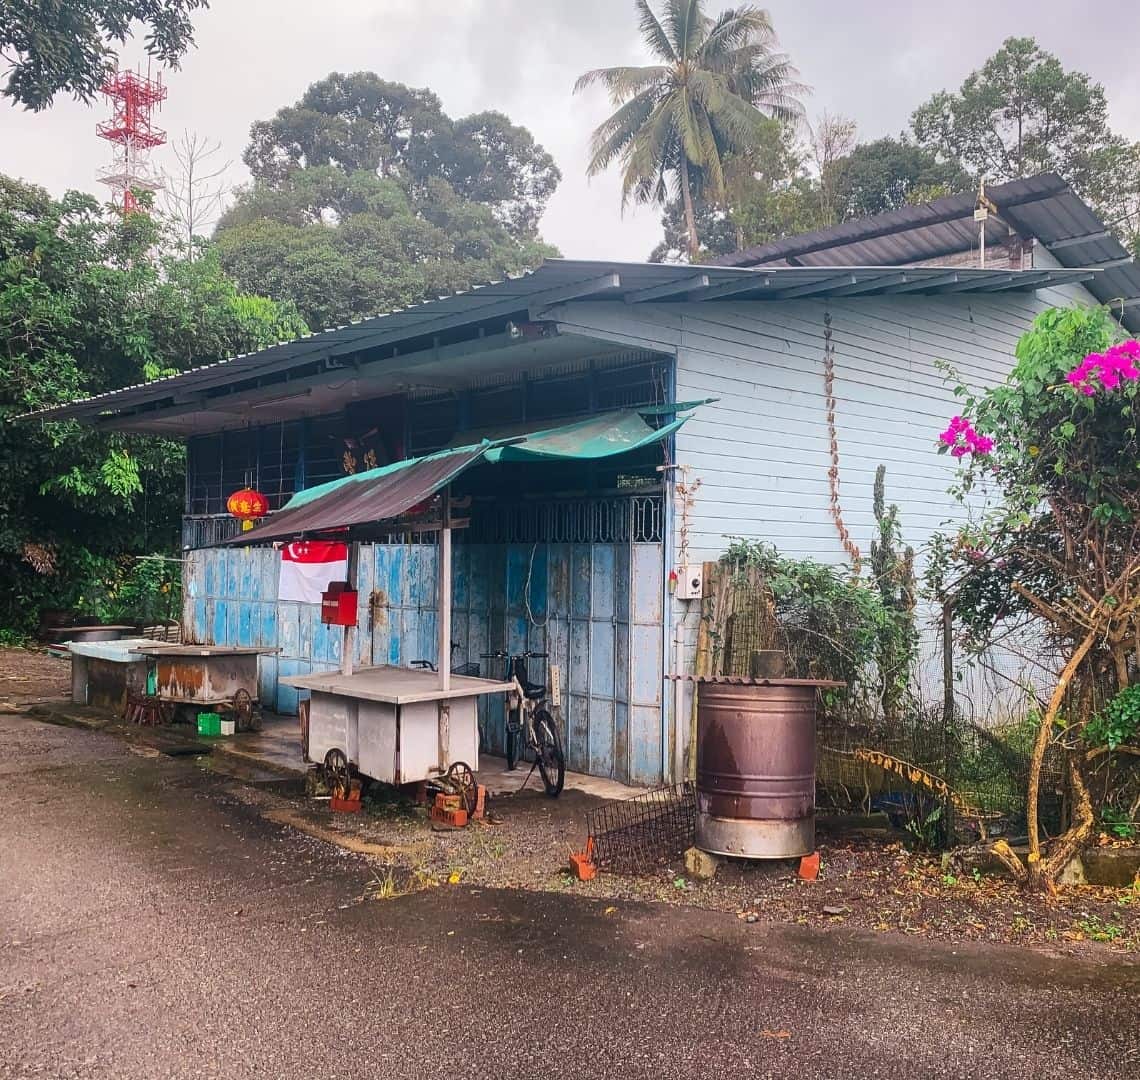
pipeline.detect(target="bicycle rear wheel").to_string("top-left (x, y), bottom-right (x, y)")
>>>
top-left (533, 709), bottom-right (565, 798)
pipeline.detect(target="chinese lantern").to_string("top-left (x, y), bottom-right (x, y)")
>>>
top-left (226, 488), bottom-right (269, 532)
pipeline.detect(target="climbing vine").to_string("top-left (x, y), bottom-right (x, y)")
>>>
top-left (822, 312), bottom-right (863, 571)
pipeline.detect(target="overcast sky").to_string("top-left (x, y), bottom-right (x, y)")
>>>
top-left (4, 0), bottom-right (1140, 262)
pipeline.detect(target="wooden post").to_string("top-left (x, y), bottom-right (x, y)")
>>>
top-left (438, 490), bottom-right (451, 693)
top-left (342, 541), bottom-right (360, 677)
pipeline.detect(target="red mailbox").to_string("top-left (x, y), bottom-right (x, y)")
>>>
top-left (320, 582), bottom-right (358, 627)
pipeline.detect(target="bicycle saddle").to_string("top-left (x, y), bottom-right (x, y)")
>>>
top-left (522, 681), bottom-right (546, 700)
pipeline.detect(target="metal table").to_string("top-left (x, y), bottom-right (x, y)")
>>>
top-left (281, 665), bottom-right (514, 786)
top-left (68, 638), bottom-right (156, 710)
top-left (127, 644), bottom-right (277, 728)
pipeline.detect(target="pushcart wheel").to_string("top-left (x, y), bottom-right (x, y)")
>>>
top-left (324, 748), bottom-right (351, 795)
top-left (446, 761), bottom-right (478, 816)
top-left (232, 688), bottom-right (254, 732)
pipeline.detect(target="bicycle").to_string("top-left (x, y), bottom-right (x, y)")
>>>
top-left (480, 649), bottom-right (565, 798)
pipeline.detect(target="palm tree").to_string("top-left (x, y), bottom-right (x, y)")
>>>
top-left (575, 1), bottom-right (806, 259)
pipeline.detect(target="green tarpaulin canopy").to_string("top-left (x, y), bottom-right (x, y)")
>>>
top-left (226, 404), bottom-right (703, 545)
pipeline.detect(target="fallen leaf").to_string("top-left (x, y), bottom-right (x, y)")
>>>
top-left (603, 905), bottom-right (617, 916)
top-left (761, 1030), bottom-right (791, 1039)
top-left (447, 871), bottom-right (463, 885)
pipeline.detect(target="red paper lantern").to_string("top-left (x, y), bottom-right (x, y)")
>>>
top-left (227, 488), bottom-right (268, 532)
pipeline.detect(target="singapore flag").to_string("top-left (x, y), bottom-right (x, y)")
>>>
top-left (278, 541), bottom-right (348, 603)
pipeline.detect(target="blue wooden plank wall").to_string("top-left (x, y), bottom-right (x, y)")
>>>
top-left (184, 538), bottom-right (666, 784)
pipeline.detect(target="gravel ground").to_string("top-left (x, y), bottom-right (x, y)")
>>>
top-left (0, 647), bottom-right (70, 710)
top-left (5, 645), bottom-right (1138, 959)
top-left (3, 710), bottom-right (1139, 1080)
top-left (229, 777), bottom-right (1139, 957)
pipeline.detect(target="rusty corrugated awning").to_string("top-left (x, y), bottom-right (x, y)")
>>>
top-left (225, 445), bottom-right (488, 545)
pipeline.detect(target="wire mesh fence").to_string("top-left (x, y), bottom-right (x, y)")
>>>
top-left (585, 783), bottom-right (696, 874)
top-left (816, 708), bottom-right (1065, 837)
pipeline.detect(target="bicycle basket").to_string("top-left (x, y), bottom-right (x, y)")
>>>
top-left (453, 662), bottom-right (481, 678)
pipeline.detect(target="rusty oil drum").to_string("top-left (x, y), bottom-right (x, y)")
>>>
top-left (695, 681), bottom-right (821, 859)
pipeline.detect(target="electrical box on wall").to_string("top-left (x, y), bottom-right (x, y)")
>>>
top-left (674, 564), bottom-right (705, 600)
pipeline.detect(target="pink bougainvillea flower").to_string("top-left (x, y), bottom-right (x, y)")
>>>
top-left (939, 414), bottom-right (992, 458)
top-left (1066, 339), bottom-right (1140, 393)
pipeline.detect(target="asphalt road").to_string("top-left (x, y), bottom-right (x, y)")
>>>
top-left (2, 713), bottom-right (1137, 1080)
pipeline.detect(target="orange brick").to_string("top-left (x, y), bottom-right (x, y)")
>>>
top-left (471, 785), bottom-right (487, 821)
top-left (434, 793), bottom-right (462, 812)
top-left (797, 852), bottom-right (820, 881)
top-left (430, 806), bottom-right (468, 828)
top-left (570, 851), bottom-right (597, 881)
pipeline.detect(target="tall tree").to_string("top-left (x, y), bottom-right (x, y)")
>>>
top-left (911, 37), bottom-right (1140, 252)
top-left (161, 130), bottom-right (231, 258)
top-left (215, 167), bottom-right (555, 331)
top-left (243, 72), bottom-right (560, 240)
top-left (0, 1), bottom-right (208, 110)
top-left (575, 0), bottom-right (805, 259)
top-left (0, 176), bottom-right (306, 632)
top-left (650, 119), bottom-right (820, 261)
top-left (809, 112), bottom-right (857, 227)
top-left (831, 137), bottom-right (970, 219)
top-left (911, 37), bottom-right (1113, 194)
top-left (219, 74), bottom-right (560, 329)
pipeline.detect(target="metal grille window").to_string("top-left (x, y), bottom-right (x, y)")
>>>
top-left (465, 495), bottom-right (663, 545)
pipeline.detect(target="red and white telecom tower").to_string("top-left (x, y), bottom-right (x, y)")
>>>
top-left (96, 67), bottom-right (168, 212)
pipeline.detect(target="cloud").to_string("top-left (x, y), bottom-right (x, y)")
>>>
top-left (2, 0), bottom-right (1139, 264)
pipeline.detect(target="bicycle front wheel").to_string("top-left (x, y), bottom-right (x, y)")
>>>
top-left (533, 709), bottom-right (565, 798)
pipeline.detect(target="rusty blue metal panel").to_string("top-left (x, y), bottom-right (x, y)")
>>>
top-left (630, 542), bottom-right (665, 785)
top-left (298, 603), bottom-right (314, 659)
top-left (354, 543), bottom-right (374, 667)
top-left (276, 658), bottom-right (303, 715)
top-left (189, 599), bottom-right (206, 643)
top-left (204, 549), bottom-right (220, 598)
top-left (224, 551), bottom-right (240, 600)
top-left (259, 549), bottom-right (278, 601)
top-left (237, 602), bottom-right (254, 646)
top-left (278, 603), bottom-right (300, 658)
top-left (259, 603), bottom-right (277, 648)
top-left (212, 601), bottom-right (227, 645)
top-left (258, 654), bottom-right (278, 710)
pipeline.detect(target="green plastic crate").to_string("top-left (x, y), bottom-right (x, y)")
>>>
top-left (197, 712), bottom-right (222, 737)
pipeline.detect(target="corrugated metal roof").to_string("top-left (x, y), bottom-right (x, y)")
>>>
top-left (714, 173), bottom-right (1140, 333)
top-left (16, 258), bottom-right (1097, 428)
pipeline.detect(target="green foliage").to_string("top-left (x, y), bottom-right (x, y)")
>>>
top-left (911, 36), bottom-right (1140, 251)
top-left (216, 167), bottom-right (554, 330)
top-left (928, 305), bottom-right (1136, 655)
top-left (903, 799), bottom-right (945, 852)
top-left (0, 1), bottom-right (208, 110)
top-left (870, 466), bottom-right (918, 723)
top-left (1075, 915), bottom-right (1125, 942)
top-left (1100, 807), bottom-right (1137, 842)
top-left (576, 0), bottom-right (805, 257)
top-left (830, 138), bottom-right (969, 219)
top-left (721, 538), bottom-right (886, 713)
top-left (243, 73), bottom-right (560, 241)
top-left (911, 37), bottom-right (1111, 188)
top-left (1084, 686), bottom-right (1140, 752)
top-left (0, 175), bottom-right (306, 634)
top-left (649, 125), bottom-right (822, 261)
top-left (218, 73), bottom-right (561, 329)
